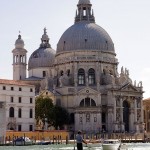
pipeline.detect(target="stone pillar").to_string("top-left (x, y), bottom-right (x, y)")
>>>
top-left (130, 109), bottom-right (134, 132)
top-left (98, 111), bottom-right (102, 132)
top-left (85, 66), bottom-right (88, 86)
top-left (96, 62), bottom-right (100, 91)
top-left (134, 99), bottom-right (137, 122)
top-left (74, 112), bottom-right (79, 132)
top-left (113, 97), bottom-right (116, 122)
top-left (73, 62), bottom-right (78, 88)
top-left (141, 100), bottom-right (144, 123)
top-left (97, 93), bottom-right (101, 106)
top-left (108, 108), bottom-right (113, 132)
top-left (120, 97), bottom-right (125, 132)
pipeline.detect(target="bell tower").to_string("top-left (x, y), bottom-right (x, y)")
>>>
top-left (12, 33), bottom-right (27, 80)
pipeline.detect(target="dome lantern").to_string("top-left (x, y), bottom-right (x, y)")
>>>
top-left (75, 0), bottom-right (95, 23)
top-left (40, 28), bottom-right (51, 48)
top-left (15, 31), bottom-right (24, 49)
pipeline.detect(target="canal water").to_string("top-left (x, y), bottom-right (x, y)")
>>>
top-left (0, 143), bottom-right (150, 150)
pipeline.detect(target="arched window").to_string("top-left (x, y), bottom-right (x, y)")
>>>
top-left (78, 69), bottom-right (85, 85)
top-left (9, 107), bottom-right (14, 117)
top-left (88, 68), bottom-right (95, 85)
top-left (85, 97), bottom-right (90, 107)
top-left (91, 99), bottom-right (96, 106)
top-left (80, 99), bottom-right (84, 107)
top-left (80, 98), bottom-right (96, 107)
top-left (18, 108), bottom-right (22, 118)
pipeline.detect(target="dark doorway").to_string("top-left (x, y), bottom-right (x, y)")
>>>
top-left (123, 101), bottom-right (130, 132)
top-left (102, 112), bottom-right (106, 123)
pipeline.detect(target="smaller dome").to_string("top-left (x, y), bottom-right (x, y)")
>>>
top-left (28, 47), bottom-right (56, 70)
top-left (78, 0), bottom-right (91, 5)
top-left (15, 35), bottom-right (24, 48)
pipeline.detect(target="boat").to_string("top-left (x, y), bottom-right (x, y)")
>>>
top-left (36, 140), bottom-right (51, 145)
top-left (12, 137), bottom-right (33, 146)
top-left (102, 139), bottom-right (121, 150)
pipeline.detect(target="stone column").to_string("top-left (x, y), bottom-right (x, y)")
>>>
top-left (108, 108), bottom-right (113, 132)
top-left (130, 109), bottom-right (134, 132)
top-left (113, 97), bottom-right (116, 122)
top-left (141, 100), bottom-right (144, 123)
top-left (120, 97), bottom-right (123, 122)
top-left (134, 99), bottom-right (137, 122)
top-left (96, 62), bottom-right (100, 91)
top-left (73, 62), bottom-right (78, 88)
top-left (98, 110), bottom-right (102, 132)
top-left (74, 112), bottom-right (78, 132)
top-left (85, 66), bottom-right (89, 86)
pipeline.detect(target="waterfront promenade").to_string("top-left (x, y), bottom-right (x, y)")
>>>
top-left (0, 130), bottom-right (147, 146)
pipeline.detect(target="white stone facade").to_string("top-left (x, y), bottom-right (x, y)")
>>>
top-left (0, 102), bottom-right (6, 143)
top-left (0, 80), bottom-right (35, 131)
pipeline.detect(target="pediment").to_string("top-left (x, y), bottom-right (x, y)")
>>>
top-left (119, 83), bottom-right (138, 92)
top-left (78, 87), bottom-right (99, 95)
top-left (39, 89), bottom-right (55, 97)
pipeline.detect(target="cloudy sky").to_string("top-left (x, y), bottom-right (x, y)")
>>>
top-left (0, 0), bottom-right (150, 98)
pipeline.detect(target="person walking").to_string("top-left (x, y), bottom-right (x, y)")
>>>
top-left (76, 130), bottom-right (87, 150)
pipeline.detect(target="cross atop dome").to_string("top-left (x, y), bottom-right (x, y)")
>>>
top-left (44, 27), bottom-right (47, 35)
top-left (75, 0), bottom-right (95, 23)
top-left (17, 31), bottom-right (22, 39)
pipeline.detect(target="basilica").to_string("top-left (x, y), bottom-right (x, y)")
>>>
top-left (12, 0), bottom-right (144, 133)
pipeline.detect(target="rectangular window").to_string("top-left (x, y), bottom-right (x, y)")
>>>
top-left (29, 125), bottom-right (33, 131)
top-left (18, 108), bottom-right (22, 118)
top-left (43, 71), bottom-right (46, 77)
top-left (11, 87), bottom-right (14, 91)
top-left (19, 97), bottom-right (21, 103)
top-left (19, 87), bottom-right (22, 91)
top-left (78, 75), bottom-right (85, 85)
top-left (3, 86), bottom-right (6, 90)
top-left (30, 109), bottom-right (33, 118)
top-left (30, 88), bottom-right (33, 92)
top-left (30, 98), bottom-right (33, 104)
top-left (11, 97), bottom-right (14, 103)
top-left (18, 125), bottom-right (22, 131)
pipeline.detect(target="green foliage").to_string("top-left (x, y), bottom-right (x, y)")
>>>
top-left (51, 105), bottom-right (70, 129)
top-left (35, 96), bottom-right (70, 129)
top-left (35, 96), bottom-right (53, 124)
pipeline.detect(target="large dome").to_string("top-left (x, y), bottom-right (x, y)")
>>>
top-left (28, 47), bottom-right (55, 70)
top-left (57, 22), bottom-right (114, 54)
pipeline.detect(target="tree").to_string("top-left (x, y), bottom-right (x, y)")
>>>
top-left (35, 96), bottom-right (54, 128)
top-left (35, 96), bottom-right (70, 130)
top-left (51, 105), bottom-right (70, 129)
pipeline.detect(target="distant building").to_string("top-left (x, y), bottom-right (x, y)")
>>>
top-left (143, 98), bottom-right (150, 132)
top-left (0, 102), bottom-right (6, 143)
top-left (11, 0), bottom-right (144, 133)
top-left (0, 79), bottom-right (35, 131)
